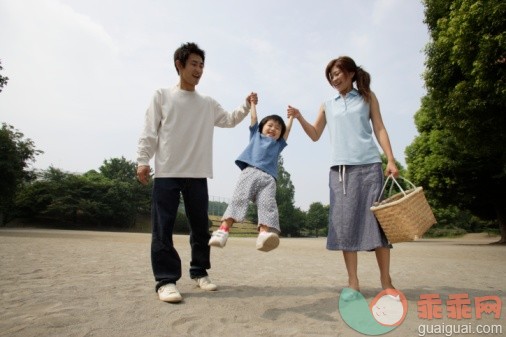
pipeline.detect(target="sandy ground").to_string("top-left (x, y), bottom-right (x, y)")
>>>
top-left (0, 228), bottom-right (504, 337)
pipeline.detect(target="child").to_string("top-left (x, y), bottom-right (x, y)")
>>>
top-left (209, 101), bottom-right (293, 252)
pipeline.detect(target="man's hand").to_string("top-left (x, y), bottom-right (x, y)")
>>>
top-left (137, 165), bottom-right (150, 185)
top-left (247, 92), bottom-right (258, 105)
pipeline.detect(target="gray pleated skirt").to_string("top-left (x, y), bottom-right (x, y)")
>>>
top-left (326, 163), bottom-right (390, 251)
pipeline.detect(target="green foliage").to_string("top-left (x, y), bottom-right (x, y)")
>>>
top-left (379, 154), bottom-right (411, 195)
top-left (275, 156), bottom-right (301, 236)
top-left (414, 202), bottom-right (498, 238)
top-left (408, 0), bottom-right (506, 240)
top-left (0, 123), bottom-right (43, 224)
top-left (246, 202), bottom-right (257, 224)
top-left (99, 156), bottom-right (137, 181)
top-left (424, 226), bottom-right (467, 238)
top-left (14, 160), bottom-right (151, 229)
top-left (208, 200), bottom-right (228, 217)
top-left (290, 207), bottom-right (307, 237)
top-left (305, 202), bottom-right (328, 237)
top-left (0, 60), bottom-right (8, 93)
top-left (423, 0), bottom-right (505, 155)
top-left (173, 212), bottom-right (190, 234)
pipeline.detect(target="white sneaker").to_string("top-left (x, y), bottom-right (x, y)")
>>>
top-left (208, 229), bottom-right (229, 248)
top-left (195, 276), bottom-right (218, 291)
top-left (157, 283), bottom-right (182, 303)
top-left (256, 232), bottom-right (280, 252)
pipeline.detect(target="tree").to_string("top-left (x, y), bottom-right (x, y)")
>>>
top-left (14, 167), bottom-right (69, 219)
top-left (291, 207), bottom-right (307, 237)
top-left (407, 0), bottom-right (506, 242)
top-left (305, 202), bottom-right (328, 237)
top-left (99, 156), bottom-right (137, 181)
top-left (0, 124), bottom-right (43, 225)
top-left (15, 168), bottom-right (108, 225)
top-left (208, 200), bottom-right (228, 217)
top-left (276, 156), bottom-right (301, 236)
top-left (14, 160), bottom-right (152, 229)
top-left (99, 157), bottom-right (152, 220)
top-left (0, 60), bottom-right (8, 93)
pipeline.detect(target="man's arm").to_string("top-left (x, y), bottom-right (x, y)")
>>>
top-left (213, 92), bottom-right (258, 128)
top-left (136, 90), bottom-right (162, 184)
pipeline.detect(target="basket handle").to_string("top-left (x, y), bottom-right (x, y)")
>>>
top-left (377, 175), bottom-right (417, 202)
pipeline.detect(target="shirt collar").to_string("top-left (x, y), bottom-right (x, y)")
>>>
top-left (334, 88), bottom-right (359, 100)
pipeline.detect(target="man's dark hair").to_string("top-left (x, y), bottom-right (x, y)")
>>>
top-left (173, 42), bottom-right (205, 74)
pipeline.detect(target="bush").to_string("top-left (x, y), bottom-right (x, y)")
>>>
top-left (424, 226), bottom-right (467, 238)
top-left (173, 212), bottom-right (213, 234)
top-left (430, 205), bottom-right (496, 234)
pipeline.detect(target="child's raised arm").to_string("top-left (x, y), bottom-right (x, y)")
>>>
top-left (283, 116), bottom-right (294, 140)
top-left (250, 101), bottom-right (258, 126)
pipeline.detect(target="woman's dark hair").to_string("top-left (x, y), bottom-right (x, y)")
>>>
top-left (258, 115), bottom-right (286, 141)
top-left (325, 56), bottom-right (372, 103)
top-left (173, 42), bottom-right (205, 74)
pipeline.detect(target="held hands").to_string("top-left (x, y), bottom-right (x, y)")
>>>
top-left (137, 165), bottom-right (150, 185)
top-left (287, 105), bottom-right (301, 119)
top-left (247, 92), bottom-right (258, 106)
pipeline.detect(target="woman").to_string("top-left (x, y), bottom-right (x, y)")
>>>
top-left (287, 56), bottom-right (398, 291)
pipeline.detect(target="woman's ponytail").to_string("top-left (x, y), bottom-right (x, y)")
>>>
top-left (355, 66), bottom-right (372, 103)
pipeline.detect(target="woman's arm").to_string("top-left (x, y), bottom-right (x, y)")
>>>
top-left (287, 104), bottom-right (326, 141)
top-left (370, 92), bottom-right (399, 177)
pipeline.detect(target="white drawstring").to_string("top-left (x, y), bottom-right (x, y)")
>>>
top-left (338, 165), bottom-right (346, 195)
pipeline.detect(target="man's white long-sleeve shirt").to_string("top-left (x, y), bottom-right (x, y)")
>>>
top-left (137, 85), bottom-right (250, 178)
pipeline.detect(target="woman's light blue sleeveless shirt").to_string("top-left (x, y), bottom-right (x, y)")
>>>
top-left (324, 89), bottom-right (381, 166)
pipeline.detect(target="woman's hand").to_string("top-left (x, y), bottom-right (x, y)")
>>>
top-left (384, 161), bottom-right (399, 178)
top-left (287, 105), bottom-right (301, 119)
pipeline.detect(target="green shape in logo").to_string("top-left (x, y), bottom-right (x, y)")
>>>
top-left (338, 288), bottom-right (408, 335)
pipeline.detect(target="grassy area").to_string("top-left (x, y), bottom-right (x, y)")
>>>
top-left (423, 226), bottom-right (467, 238)
top-left (423, 226), bottom-right (501, 239)
top-left (209, 215), bottom-right (258, 236)
top-left (11, 215), bottom-right (498, 240)
top-left (128, 215), bottom-right (258, 236)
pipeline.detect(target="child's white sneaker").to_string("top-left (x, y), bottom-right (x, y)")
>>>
top-left (209, 229), bottom-right (229, 247)
top-left (256, 231), bottom-right (279, 252)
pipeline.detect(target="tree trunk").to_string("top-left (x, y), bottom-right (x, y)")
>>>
top-left (494, 205), bottom-right (506, 244)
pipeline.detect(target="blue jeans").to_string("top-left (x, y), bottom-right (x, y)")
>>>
top-left (151, 178), bottom-right (211, 292)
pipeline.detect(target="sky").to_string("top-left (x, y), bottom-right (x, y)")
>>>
top-left (0, 0), bottom-right (429, 211)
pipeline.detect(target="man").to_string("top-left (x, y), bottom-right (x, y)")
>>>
top-left (137, 42), bottom-right (257, 303)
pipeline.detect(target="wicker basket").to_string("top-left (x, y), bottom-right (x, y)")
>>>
top-left (370, 176), bottom-right (436, 243)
